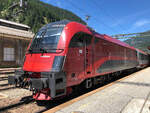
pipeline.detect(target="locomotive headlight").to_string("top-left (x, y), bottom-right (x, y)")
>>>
top-left (52, 56), bottom-right (65, 72)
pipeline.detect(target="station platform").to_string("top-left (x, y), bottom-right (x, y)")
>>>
top-left (45, 67), bottom-right (150, 113)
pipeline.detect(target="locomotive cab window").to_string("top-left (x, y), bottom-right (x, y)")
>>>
top-left (29, 26), bottom-right (64, 53)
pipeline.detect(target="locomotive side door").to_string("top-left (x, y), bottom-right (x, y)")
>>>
top-left (64, 32), bottom-right (93, 85)
top-left (84, 34), bottom-right (93, 77)
top-left (64, 32), bottom-right (86, 85)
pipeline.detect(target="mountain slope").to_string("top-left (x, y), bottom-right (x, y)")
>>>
top-left (124, 30), bottom-right (150, 53)
top-left (0, 0), bottom-right (85, 32)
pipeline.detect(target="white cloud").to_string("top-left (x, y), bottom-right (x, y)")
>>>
top-left (112, 9), bottom-right (150, 27)
top-left (134, 19), bottom-right (150, 27)
top-left (126, 19), bottom-right (150, 32)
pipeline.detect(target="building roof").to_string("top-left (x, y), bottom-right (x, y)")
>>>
top-left (0, 19), bottom-right (34, 40)
top-left (0, 19), bottom-right (30, 29)
top-left (0, 25), bottom-right (34, 39)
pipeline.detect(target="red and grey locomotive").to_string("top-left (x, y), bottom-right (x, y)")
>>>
top-left (8, 20), bottom-right (149, 101)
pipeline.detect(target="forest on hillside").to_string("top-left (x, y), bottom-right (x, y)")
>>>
top-left (124, 30), bottom-right (150, 53)
top-left (0, 0), bottom-right (85, 32)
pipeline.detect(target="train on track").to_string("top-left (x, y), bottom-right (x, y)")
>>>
top-left (8, 20), bottom-right (149, 101)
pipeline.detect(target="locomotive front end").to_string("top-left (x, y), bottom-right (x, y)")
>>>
top-left (8, 20), bottom-right (70, 100)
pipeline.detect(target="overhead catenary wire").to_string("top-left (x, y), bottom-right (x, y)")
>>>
top-left (114, 35), bottom-right (150, 39)
top-left (112, 30), bottom-right (150, 39)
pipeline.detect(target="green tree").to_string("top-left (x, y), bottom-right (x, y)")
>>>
top-left (0, 0), bottom-right (85, 33)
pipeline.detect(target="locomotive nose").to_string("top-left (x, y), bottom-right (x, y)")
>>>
top-left (23, 54), bottom-right (65, 72)
top-left (23, 54), bottom-right (53, 72)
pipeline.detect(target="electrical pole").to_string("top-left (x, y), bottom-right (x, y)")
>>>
top-left (85, 15), bottom-right (90, 25)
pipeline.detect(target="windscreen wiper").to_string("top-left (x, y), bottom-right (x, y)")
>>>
top-left (40, 48), bottom-right (47, 55)
top-left (28, 48), bottom-right (33, 53)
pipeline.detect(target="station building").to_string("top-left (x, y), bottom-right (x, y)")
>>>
top-left (0, 19), bottom-right (34, 67)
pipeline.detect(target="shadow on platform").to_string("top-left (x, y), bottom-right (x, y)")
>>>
top-left (116, 81), bottom-right (150, 87)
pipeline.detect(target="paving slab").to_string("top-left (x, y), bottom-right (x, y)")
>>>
top-left (52, 67), bottom-right (150, 113)
top-left (142, 100), bottom-right (150, 113)
top-left (122, 99), bottom-right (145, 113)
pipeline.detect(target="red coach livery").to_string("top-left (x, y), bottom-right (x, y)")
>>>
top-left (8, 20), bottom-right (149, 101)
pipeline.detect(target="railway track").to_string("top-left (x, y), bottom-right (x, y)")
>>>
top-left (0, 86), bottom-right (16, 91)
top-left (0, 83), bottom-right (9, 87)
top-left (0, 96), bottom-right (34, 112)
top-left (0, 68), bottom-right (46, 113)
top-left (0, 68), bottom-right (21, 74)
top-left (0, 73), bottom-right (16, 91)
top-left (0, 94), bottom-right (48, 113)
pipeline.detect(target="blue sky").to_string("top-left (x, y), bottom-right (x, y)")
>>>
top-left (40, 0), bottom-right (150, 35)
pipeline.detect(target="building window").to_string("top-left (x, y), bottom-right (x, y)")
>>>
top-left (3, 48), bottom-right (15, 61)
